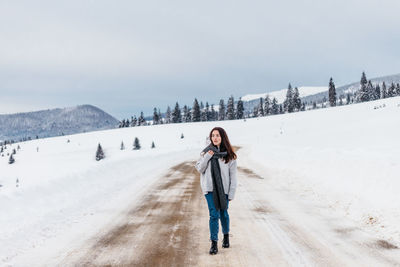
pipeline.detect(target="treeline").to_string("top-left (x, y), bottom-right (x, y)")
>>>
top-left (118, 96), bottom-right (248, 127)
top-left (355, 72), bottom-right (400, 103)
top-left (325, 72), bottom-right (400, 108)
top-left (117, 71), bottom-right (400, 128)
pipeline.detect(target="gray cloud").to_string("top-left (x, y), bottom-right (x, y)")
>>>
top-left (1, 0), bottom-right (400, 119)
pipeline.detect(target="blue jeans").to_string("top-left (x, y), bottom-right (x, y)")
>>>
top-left (205, 192), bottom-right (230, 241)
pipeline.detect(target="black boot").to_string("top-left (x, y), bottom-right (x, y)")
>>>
top-left (209, 240), bottom-right (218, 255)
top-left (222, 234), bottom-right (229, 248)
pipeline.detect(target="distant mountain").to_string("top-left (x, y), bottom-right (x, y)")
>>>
top-left (301, 73), bottom-right (400, 104)
top-left (0, 105), bottom-right (119, 142)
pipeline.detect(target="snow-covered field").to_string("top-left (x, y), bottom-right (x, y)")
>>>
top-left (241, 86), bottom-right (328, 103)
top-left (1, 96), bottom-right (400, 265)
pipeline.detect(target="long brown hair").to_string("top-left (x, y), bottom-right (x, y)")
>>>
top-left (209, 127), bottom-right (237, 163)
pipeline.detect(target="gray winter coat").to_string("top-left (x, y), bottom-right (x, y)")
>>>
top-left (195, 151), bottom-right (238, 200)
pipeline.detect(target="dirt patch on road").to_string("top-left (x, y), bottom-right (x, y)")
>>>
top-left (71, 161), bottom-right (203, 267)
top-left (253, 206), bottom-right (271, 214)
top-left (238, 166), bottom-right (264, 179)
top-left (376, 240), bottom-right (398, 250)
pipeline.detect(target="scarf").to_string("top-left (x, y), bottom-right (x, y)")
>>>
top-left (202, 144), bottom-right (228, 211)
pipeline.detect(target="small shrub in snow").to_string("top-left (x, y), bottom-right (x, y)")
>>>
top-left (181, 133), bottom-right (184, 139)
top-left (151, 141), bottom-right (155, 148)
top-left (96, 143), bottom-right (105, 161)
top-left (12, 148), bottom-right (16, 155)
top-left (9, 154), bottom-right (15, 164)
top-left (120, 141), bottom-right (125, 150)
top-left (133, 137), bottom-right (141, 150)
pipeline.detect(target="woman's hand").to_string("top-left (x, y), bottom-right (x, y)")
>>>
top-left (208, 150), bottom-right (214, 156)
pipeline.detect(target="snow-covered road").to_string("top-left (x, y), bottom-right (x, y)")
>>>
top-left (53, 149), bottom-right (400, 266)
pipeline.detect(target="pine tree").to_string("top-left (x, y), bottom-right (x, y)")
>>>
top-left (151, 141), bottom-right (155, 148)
top-left (165, 106), bottom-right (172, 123)
top-left (158, 109), bottom-right (163, 124)
top-left (205, 102), bottom-right (210, 121)
top-left (271, 97), bottom-right (279, 115)
top-left (256, 97), bottom-right (264, 117)
top-left (367, 80), bottom-right (375, 100)
top-left (153, 107), bottom-right (160, 125)
top-left (210, 104), bottom-right (217, 121)
top-left (388, 82), bottom-right (396, 97)
top-left (264, 95), bottom-right (271, 115)
top-left (284, 83), bottom-right (294, 113)
top-left (360, 71), bottom-right (368, 85)
top-left (226, 96), bottom-right (235, 120)
top-left (293, 87), bottom-right (301, 111)
top-left (346, 94), bottom-right (351, 104)
top-left (218, 99), bottom-right (225, 120)
top-left (172, 102), bottom-right (182, 123)
top-left (120, 141), bottom-right (125, 150)
top-left (359, 72), bottom-right (369, 102)
top-left (374, 84), bottom-right (381, 100)
top-left (138, 112), bottom-right (146, 126)
top-left (9, 154), bottom-right (15, 164)
top-left (328, 78), bottom-right (336, 107)
top-left (183, 105), bottom-right (190, 122)
top-left (192, 99), bottom-right (201, 122)
top-left (187, 106), bottom-right (192, 122)
top-left (200, 109), bottom-right (207, 121)
top-left (119, 119), bottom-right (125, 128)
top-left (381, 82), bottom-right (387, 99)
top-left (322, 96), bottom-right (327, 108)
top-left (95, 143), bottom-right (105, 161)
top-left (252, 106), bottom-right (258, 117)
top-left (396, 83), bottom-right (400, 96)
top-left (131, 116), bottom-right (137, 127)
top-left (313, 102), bottom-right (317, 109)
top-left (338, 96), bottom-right (343, 106)
top-left (133, 137), bottom-right (141, 150)
top-left (279, 104), bottom-right (284, 114)
top-left (236, 98), bottom-right (244, 119)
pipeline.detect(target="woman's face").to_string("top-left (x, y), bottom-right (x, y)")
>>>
top-left (211, 130), bottom-right (222, 147)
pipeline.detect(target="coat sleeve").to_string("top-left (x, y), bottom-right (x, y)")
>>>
top-left (195, 151), bottom-right (212, 174)
top-left (228, 159), bottom-right (237, 200)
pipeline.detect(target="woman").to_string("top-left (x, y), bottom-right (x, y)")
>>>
top-left (195, 127), bottom-right (237, 255)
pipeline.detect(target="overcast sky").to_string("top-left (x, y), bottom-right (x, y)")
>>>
top-left (1, 0), bottom-right (399, 119)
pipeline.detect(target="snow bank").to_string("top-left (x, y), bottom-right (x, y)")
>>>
top-left (1, 96), bottom-right (399, 264)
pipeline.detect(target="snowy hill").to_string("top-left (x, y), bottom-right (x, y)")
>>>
top-left (301, 73), bottom-right (400, 104)
top-left (0, 105), bottom-right (119, 142)
top-left (241, 86), bottom-right (327, 103)
top-left (1, 96), bottom-right (400, 265)
top-left (241, 86), bottom-right (327, 114)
